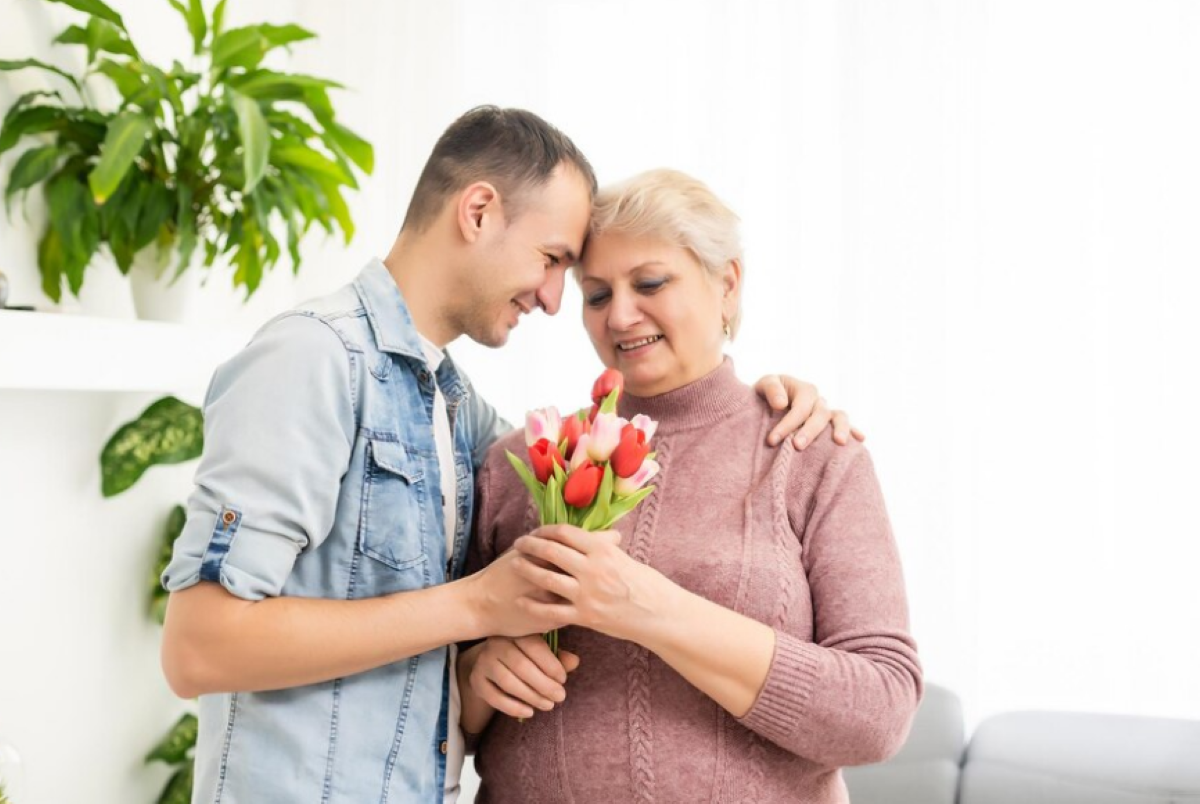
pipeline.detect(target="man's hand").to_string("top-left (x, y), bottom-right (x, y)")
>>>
top-left (753, 374), bottom-right (865, 450)
top-left (467, 547), bottom-right (573, 638)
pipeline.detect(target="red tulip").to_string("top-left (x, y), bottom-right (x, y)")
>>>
top-left (563, 461), bottom-right (604, 508)
top-left (591, 368), bottom-right (624, 406)
top-left (560, 412), bottom-right (588, 459)
top-left (528, 438), bottom-right (565, 483)
top-left (610, 423), bottom-right (650, 478)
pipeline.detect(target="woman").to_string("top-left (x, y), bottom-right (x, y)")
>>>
top-left (460, 169), bottom-right (921, 803)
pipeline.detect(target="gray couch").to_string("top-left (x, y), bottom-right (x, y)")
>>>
top-left (843, 684), bottom-right (1200, 804)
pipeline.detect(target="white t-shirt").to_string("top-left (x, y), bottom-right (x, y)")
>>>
top-left (419, 336), bottom-right (465, 802)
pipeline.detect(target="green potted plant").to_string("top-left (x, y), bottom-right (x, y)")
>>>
top-left (0, 0), bottom-right (373, 319)
top-left (100, 394), bottom-right (204, 802)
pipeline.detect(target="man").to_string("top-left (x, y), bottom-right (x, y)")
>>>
top-left (161, 106), bottom-right (846, 803)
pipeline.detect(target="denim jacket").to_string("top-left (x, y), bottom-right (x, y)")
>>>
top-left (163, 259), bottom-right (511, 803)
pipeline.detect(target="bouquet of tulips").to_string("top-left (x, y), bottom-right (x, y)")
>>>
top-left (506, 369), bottom-right (660, 652)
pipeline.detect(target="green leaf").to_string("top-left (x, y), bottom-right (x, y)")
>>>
top-left (73, 17), bottom-right (137, 62)
top-left (150, 505), bottom-right (186, 624)
top-left (133, 181), bottom-right (172, 250)
top-left (230, 69), bottom-right (342, 101)
top-left (186, 0), bottom-right (207, 54)
top-left (231, 92), bottom-right (268, 193)
top-left (599, 386), bottom-right (620, 415)
top-left (46, 168), bottom-right (100, 296)
top-left (505, 450), bottom-right (546, 510)
top-left (211, 0), bottom-right (228, 38)
top-left (313, 175), bottom-right (353, 242)
top-left (155, 760), bottom-right (194, 804)
top-left (37, 226), bottom-right (66, 302)
top-left (145, 713), bottom-right (198, 765)
top-left (94, 58), bottom-right (146, 100)
top-left (0, 58), bottom-right (81, 91)
top-left (100, 396), bottom-right (204, 497)
top-left (44, 0), bottom-right (127, 29)
top-left (260, 23), bottom-right (316, 48)
top-left (321, 121), bottom-right (373, 174)
top-left (5, 145), bottom-right (61, 207)
top-left (599, 485), bottom-right (656, 530)
top-left (273, 144), bottom-right (354, 186)
top-left (211, 26), bottom-right (266, 71)
top-left (0, 105), bottom-right (67, 156)
top-left (174, 183), bottom-right (197, 278)
top-left (88, 111), bottom-right (152, 203)
top-left (581, 463), bottom-right (615, 531)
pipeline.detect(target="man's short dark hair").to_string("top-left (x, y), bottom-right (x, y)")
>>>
top-left (401, 106), bottom-right (598, 233)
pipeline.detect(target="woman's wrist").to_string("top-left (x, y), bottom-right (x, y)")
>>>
top-left (620, 564), bottom-right (687, 649)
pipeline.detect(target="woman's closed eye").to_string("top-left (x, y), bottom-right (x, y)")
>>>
top-left (585, 278), bottom-right (669, 308)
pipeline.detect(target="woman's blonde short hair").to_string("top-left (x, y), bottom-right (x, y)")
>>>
top-left (585, 168), bottom-right (743, 338)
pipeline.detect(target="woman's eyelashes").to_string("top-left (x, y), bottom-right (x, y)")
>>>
top-left (584, 278), bottom-right (669, 308)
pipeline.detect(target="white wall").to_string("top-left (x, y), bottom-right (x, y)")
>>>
top-left (2, 1), bottom-right (1199, 802)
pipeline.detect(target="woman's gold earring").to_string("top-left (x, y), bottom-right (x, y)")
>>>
top-left (722, 320), bottom-right (732, 339)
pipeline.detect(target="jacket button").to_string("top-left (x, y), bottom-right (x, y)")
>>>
top-left (221, 510), bottom-right (236, 526)
top-left (440, 740), bottom-right (448, 755)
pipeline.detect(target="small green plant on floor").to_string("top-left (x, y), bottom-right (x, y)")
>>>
top-left (101, 395), bottom-right (204, 802)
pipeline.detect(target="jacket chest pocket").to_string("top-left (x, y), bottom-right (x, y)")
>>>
top-left (357, 439), bottom-right (429, 591)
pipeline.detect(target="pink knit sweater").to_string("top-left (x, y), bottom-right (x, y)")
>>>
top-left (466, 359), bottom-right (922, 803)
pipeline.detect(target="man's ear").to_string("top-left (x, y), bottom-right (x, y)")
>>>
top-left (456, 181), bottom-right (499, 243)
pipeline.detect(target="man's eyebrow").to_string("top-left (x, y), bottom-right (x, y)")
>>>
top-left (546, 243), bottom-right (578, 264)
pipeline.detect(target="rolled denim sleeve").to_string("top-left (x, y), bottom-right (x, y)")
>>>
top-left (162, 313), bottom-right (356, 601)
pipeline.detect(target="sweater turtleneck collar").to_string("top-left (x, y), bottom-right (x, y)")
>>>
top-left (616, 357), bottom-right (758, 435)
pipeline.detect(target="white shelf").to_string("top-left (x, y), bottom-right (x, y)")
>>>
top-left (0, 310), bottom-right (251, 393)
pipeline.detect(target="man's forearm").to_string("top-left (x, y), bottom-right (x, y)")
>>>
top-left (162, 579), bottom-right (490, 698)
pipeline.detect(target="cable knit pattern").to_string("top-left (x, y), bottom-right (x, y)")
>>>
top-left (466, 359), bottom-right (922, 803)
top-left (625, 436), bottom-right (668, 802)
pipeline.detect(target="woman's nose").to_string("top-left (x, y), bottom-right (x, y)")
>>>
top-left (607, 290), bottom-right (643, 332)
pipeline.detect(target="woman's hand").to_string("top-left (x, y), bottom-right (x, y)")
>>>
top-left (464, 635), bottom-right (580, 722)
top-left (753, 374), bottom-right (866, 450)
top-left (510, 525), bottom-right (670, 644)
top-left (511, 524), bottom-right (776, 718)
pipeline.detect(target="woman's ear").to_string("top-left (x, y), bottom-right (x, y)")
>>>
top-left (456, 181), bottom-right (499, 243)
top-left (722, 258), bottom-right (742, 299)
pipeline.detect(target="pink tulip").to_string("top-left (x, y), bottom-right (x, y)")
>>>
top-left (525, 407), bottom-right (562, 447)
top-left (586, 412), bottom-right (626, 462)
top-left (615, 459), bottom-right (660, 496)
top-left (570, 433), bottom-right (593, 471)
top-left (629, 414), bottom-right (658, 443)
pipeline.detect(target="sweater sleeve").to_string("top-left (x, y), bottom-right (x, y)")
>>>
top-left (737, 443), bottom-right (923, 767)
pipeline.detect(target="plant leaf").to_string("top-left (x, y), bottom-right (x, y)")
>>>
top-left (0, 105), bottom-right (67, 156)
top-left (321, 121), bottom-right (373, 174)
top-left (88, 111), bottom-right (152, 203)
top-left (229, 69), bottom-right (342, 101)
top-left (46, 167), bottom-right (100, 296)
top-left (100, 396), bottom-right (204, 497)
top-left (155, 760), bottom-right (194, 804)
top-left (259, 23), bottom-right (316, 48)
top-left (273, 144), bottom-right (353, 186)
top-left (211, 0), bottom-right (228, 38)
top-left (44, 0), bottom-right (127, 30)
top-left (145, 712), bottom-right (198, 765)
top-left (185, 0), bottom-right (207, 54)
top-left (0, 58), bottom-right (81, 92)
top-left (5, 145), bottom-right (61, 207)
top-left (312, 175), bottom-right (353, 242)
top-left (149, 505), bottom-right (185, 624)
top-left (211, 26), bottom-right (266, 71)
top-left (37, 226), bottom-right (66, 302)
top-left (94, 58), bottom-right (147, 101)
top-left (231, 92), bottom-right (269, 193)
